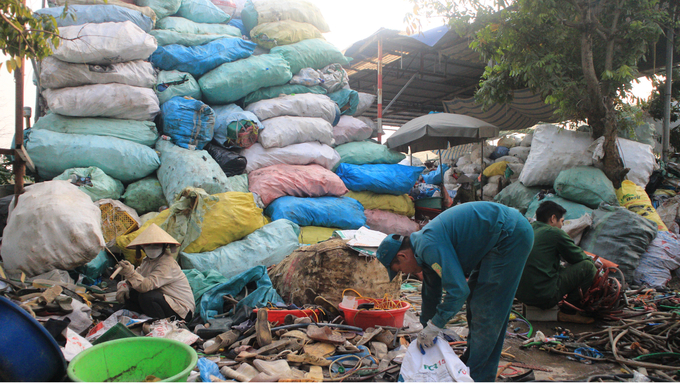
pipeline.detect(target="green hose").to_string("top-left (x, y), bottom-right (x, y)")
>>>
top-left (511, 309), bottom-right (534, 339)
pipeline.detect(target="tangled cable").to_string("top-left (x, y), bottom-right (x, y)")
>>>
top-left (342, 289), bottom-right (405, 310)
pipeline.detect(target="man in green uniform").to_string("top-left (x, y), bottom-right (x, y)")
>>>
top-left (515, 201), bottom-right (597, 323)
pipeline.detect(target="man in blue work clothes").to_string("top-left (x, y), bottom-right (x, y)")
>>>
top-left (377, 201), bottom-right (534, 382)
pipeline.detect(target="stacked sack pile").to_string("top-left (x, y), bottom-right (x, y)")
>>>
top-left (490, 124), bottom-right (675, 289)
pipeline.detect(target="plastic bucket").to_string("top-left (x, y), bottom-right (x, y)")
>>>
top-left (67, 337), bottom-right (198, 382)
top-left (253, 308), bottom-right (323, 324)
top-left (339, 298), bottom-right (410, 330)
top-left (0, 296), bottom-right (67, 381)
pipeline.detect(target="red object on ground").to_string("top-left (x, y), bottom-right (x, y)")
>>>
top-left (339, 298), bottom-right (410, 330)
top-left (253, 308), bottom-right (323, 324)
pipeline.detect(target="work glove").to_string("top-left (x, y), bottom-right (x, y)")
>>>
top-left (115, 282), bottom-right (130, 304)
top-left (118, 260), bottom-right (135, 278)
top-left (417, 320), bottom-right (441, 349)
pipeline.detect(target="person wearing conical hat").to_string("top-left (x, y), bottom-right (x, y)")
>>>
top-left (116, 224), bottom-right (195, 321)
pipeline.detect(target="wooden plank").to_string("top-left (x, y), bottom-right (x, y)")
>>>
top-left (0, 148), bottom-right (14, 156)
top-left (15, 146), bottom-right (35, 173)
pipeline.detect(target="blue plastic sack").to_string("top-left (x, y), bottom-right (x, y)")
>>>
top-left (335, 163), bottom-right (424, 196)
top-left (229, 18), bottom-right (248, 36)
top-left (35, 5), bottom-right (153, 32)
top-left (149, 38), bottom-right (256, 78)
top-left (199, 266), bottom-right (283, 321)
top-left (328, 89), bottom-right (359, 116)
top-left (265, 196), bottom-right (366, 229)
top-left (197, 358), bottom-right (225, 382)
top-left (176, 0), bottom-right (229, 24)
top-left (211, 104), bottom-right (263, 147)
top-left (489, 146), bottom-right (510, 160)
top-left (161, 97), bottom-right (215, 150)
top-left (422, 164), bottom-right (449, 185)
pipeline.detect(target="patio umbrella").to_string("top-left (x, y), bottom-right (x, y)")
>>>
top-left (386, 113), bottom-right (499, 153)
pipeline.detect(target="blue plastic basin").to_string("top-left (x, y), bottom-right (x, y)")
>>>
top-left (0, 295), bottom-right (67, 381)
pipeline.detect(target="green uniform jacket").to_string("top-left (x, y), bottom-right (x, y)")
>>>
top-left (515, 221), bottom-right (592, 306)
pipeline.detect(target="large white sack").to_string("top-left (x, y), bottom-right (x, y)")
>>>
top-left (356, 116), bottom-right (381, 137)
top-left (259, 116), bottom-right (334, 148)
top-left (2, 181), bottom-right (105, 276)
top-left (43, 84), bottom-right (160, 121)
top-left (470, 144), bottom-right (495, 162)
top-left (245, 93), bottom-right (338, 124)
top-left (494, 155), bottom-right (523, 164)
top-left (519, 125), bottom-right (594, 187)
top-left (332, 115), bottom-right (372, 146)
top-left (352, 92), bottom-right (376, 117)
top-left (51, 21), bottom-right (157, 65)
top-left (508, 146), bottom-right (531, 162)
top-left (243, 142), bottom-right (340, 173)
top-left (520, 133), bottom-right (533, 147)
top-left (591, 136), bottom-right (658, 187)
top-left (40, 57), bottom-right (156, 89)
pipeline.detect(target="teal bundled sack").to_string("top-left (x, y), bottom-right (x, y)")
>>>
top-left (149, 38), bottom-right (256, 78)
top-left (176, 0), bottom-right (229, 24)
top-left (180, 219), bottom-right (300, 280)
top-left (53, 167), bottom-right (124, 201)
top-left (333, 141), bottom-right (405, 168)
top-left (265, 196), bottom-right (366, 229)
top-left (35, 5), bottom-right (153, 32)
top-left (270, 39), bottom-right (351, 74)
top-left (155, 70), bottom-right (202, 105)
top-left (156, 16), bottom-right (241, 36)
top-left (199, 53), bottom-right (292, 104)
top-left (554, 166), bottom-right (619, 208)
top-left (136, 0), bottom-right (181, 19)
top-left (161, 97), bottom-right (215, 150)
top-left (493, 181), bottom-right (545, 214)
top-left (243, 84), bottom-right (326, 106)
top-left (524, 195), bottom-right (592, 221)
top-left (335, 163), bottom-right (423, 196)
top-left (150, 30), bottom-right (235, 47)
top-left (122, 176), bottom-right (167, 215)
top-left (25, 129), bottom-right (160, 183)
top-left (328, 89), bottom-right (359, 116)
top-left (31, 113), bottom-right (159, 147)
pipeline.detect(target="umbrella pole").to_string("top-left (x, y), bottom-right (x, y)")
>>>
top-left (439, 149), bottom-right (444, 210)
top-left (479, 138), bottom-right (485, 201)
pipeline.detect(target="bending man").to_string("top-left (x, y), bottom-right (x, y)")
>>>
top-left (376, 201), bottom-right (534, 382)
top-left (515, 200), bottom-right (596, 323)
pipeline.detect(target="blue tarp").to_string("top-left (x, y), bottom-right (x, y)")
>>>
top-left (198, 266), bottom-right (282, 321)
top-left (265, 196), bottom-right (366, 229)
top-left (422, 164), bottom-right (449, 185)
top-left (149, 38), bottom-right (256, 78)
top-left (335, 163), bottom-right (424, 195)
top-left (161, 97), bottom-right (215, 150)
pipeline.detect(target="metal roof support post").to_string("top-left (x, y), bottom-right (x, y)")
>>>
top-left (664, 21), bottom-right (674, 163)
top-left (377, 37), bottom-right (383, 143)
top-left (13, 56), bottom-right (26, 205)
top-left (383, 73), bottom-right (417, 115)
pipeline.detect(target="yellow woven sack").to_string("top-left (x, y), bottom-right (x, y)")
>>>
top-left (346, 191), bottom-right (415, 217)
top-left (299, 226), bottom-right (338, 245)
top-left (616, 180), bottom-right (667, 231)
top-left (117, 191), bottom-right (267, 263)
top-left (483, 161), bottom-right (508, 177)
top-left (250, 20), bottom-right (323, 49)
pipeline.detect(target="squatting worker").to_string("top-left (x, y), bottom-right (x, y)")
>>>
top-left (376, 201), bottom-right (534, 382)
top-left (116, 223), bottom-right (195, 321)
top-left (515, 201), bottom-right (597, 323)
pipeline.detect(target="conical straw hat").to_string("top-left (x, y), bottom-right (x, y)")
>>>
top-left (126, 223), bottom-right (180, 248)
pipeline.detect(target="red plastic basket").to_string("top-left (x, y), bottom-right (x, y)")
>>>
top-left (253, 308), bottom-right (322, 324)
top-left (339, 299), bottom-right (411, 330)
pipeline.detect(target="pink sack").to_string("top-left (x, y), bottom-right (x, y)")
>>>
top-left (365, 209), bottom-right (421, 236)
top-left (248, 164), bottom-right (348, 206)
top-left (333, 115), bottom-right (373, 146)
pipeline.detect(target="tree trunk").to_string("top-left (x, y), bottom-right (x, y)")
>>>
top-left (601, 99), bottom-right (629, 189)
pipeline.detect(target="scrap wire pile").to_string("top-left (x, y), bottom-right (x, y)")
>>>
top-left (576, 311), bottom-right (680, 376)
top-left (343, 289), bottom-right (405, 310)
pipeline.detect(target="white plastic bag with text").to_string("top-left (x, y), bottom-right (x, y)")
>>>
top-left (399, 337), bottom-right (473, 382)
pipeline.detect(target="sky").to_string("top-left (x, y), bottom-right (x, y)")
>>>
top-left (0, 0), bottom-right (654, 148)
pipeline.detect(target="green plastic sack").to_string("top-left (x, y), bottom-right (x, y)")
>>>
top-left (241, 0), bottom-right (330, 34)
top-left (74, 250), bottom-right (114, 284)
top-left (199, 53), bottom-right (292, 104)
top-left (554, 166), bottom-right (618, 209)
top-left (150, 29), bottom-right (235, 46)
top-left (122, 176), bottom-right (167, 215)
top-left (183, 268), bottom-right (228, 303)
top-left (226, 174), bottom-right (249, 193)
top-left (493, 181), bottom-right (544, 214)
top-left (328, 89), bottom-right (359, 116)
top-left (32, 113), bottom-right (159, 147)
top-left (53, 166), bottom-right (124, 201)
top-left (524, 195), bottom-right (593, 221)
top-left (136, 0), bottom-right (180, 19)
top-left (156, 16), bottom-right (241, 36)
top-left (180, 219), bottom-right (300, 280)
top-left (270, 39), bottom-right (351, 75)
top-left (250, 20), bottom-right (323, 49)
top-left (155, 70), bottom-right (202, 105)
top-left (243, 84), bottom-right (326, 106)
top-left (333, 140), bottom-right (405, 168)
top-left (176, 0), bottom-right (229, 24)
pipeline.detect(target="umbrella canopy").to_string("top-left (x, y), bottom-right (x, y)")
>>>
top-left (386, 113), bottom-right (500, 153)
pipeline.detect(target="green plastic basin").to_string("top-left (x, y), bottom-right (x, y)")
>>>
top-left (67, 337), bottom-right (197, 382)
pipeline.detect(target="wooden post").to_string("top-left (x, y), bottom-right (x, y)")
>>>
top-left (14, 56), bottom-right (26, 204)
top-left (377, 37), bottom-right (383, 143)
